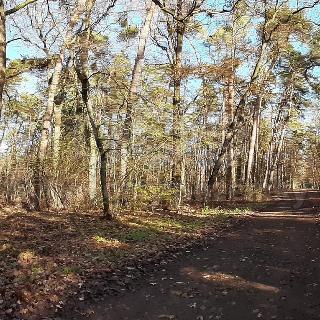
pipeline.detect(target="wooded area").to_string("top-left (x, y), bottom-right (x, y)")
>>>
top-left (0, 0), bottom-right (320, 217)
top-left (1, 1), bottom-right (320, 319)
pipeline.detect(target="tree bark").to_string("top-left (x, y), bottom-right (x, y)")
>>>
top-left (245, 96), bottom-right (262, 186)
top-left (34, 56), bottom-right (63, 209)
top-left (264, 87), bottom-right (293, 192)
top-left (100, 150), bottom-right (110, 217)
top-left (51, 99), bottom-right (64, 209)
top-left (225, 72), bottom-right (236, 200)
top-left (75, 0), bottom-right (112, 218)
top-left (53, 104), bottom-right (62, 170)
top-left (89, 130), bottom-right (98, 200)
top-left (0, 1), bottom-right (5, 119)
top-left (85, 95), bottom-right (112, 218)
top-left (267, 124), bottom-right (286, 191)
top-left (38, 57), bottom-right (63, 163)
top-left (120, 1), bottom-right (157, 195)
top-left (207, 42), bottom-right (268, 191)
top-left (208, 97), bottom-right (245, 190)
top-left (34, 0), bottom-right (88, 210)
top-left (171, 0), bottom-right (186, 207)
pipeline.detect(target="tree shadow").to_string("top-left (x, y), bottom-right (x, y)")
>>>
top-left (1, 207), bottom-right (231, 319)
top-left (1, 190), bottom-right (319, 319)
top-left (59, 209), bottom-right (320, 320)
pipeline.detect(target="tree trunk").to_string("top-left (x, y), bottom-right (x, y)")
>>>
top-left (51, 100), bottom-right (64, 209)
top-left (75, 0), bottom-right (112, 218)
top-left (267, 125), bottom-right (286, 192)
top-left (89, 130), bottom-right (98, 200)
top-left (264, 87), bottom-right (293, 192)
top-left (225, 72), bottom-right (236, 200)
top-left (38, 57), bottom-right (63, 157)
top-left (207, 42), bottom-right (268, 192)
top-left (33, 0), bottom-right (90, 210)
top-left (84, 87), bottom-right (112, 219)
top-left (35, 56), bottom-right (63, 210)
top-left (208, 97), bottom-right (245, 190)
top-left (100, 150), bottom-right (111, 217)
top-left (262, 141), bottom-right (273, 190)
top-left (53, 103), bottom-right (62, 170)
top-left (120, 1), bottom-right (157, 197)
top-left (171, 0), bottom-right (186, 207)
top-left (245, 96), bottom-right (262, 186)
top-left (0, 1), bottom-right (5, 118)
top-left (253, 117), bottom-right (261, 186)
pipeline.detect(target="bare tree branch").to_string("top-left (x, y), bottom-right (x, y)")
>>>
top-left (151, 0), bottom-right (205, 21)
top-left (5, 0), bottom-right (37, 16)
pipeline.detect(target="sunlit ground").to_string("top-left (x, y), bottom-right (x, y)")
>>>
top-left (0, 205), bottom-right (249, 318)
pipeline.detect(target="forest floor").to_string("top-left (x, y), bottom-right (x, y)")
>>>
top-left (1, 191), bottom-right (320, 320)
top-left (58, 190), bottom-right (320, 320)
top-left (0, 197), bottom-right (251, 319)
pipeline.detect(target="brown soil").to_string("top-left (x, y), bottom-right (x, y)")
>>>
top-left (59, 190), bottom-right (320, 320)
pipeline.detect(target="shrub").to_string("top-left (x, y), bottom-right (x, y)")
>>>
top-left (135, 185), bottom-right (176, 211)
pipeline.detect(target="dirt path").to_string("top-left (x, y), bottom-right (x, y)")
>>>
top-left (61, 191), bottom-right (320, 320)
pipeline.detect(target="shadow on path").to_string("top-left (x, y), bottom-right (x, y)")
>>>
top-left (60, 191), bottom-right (320, 320)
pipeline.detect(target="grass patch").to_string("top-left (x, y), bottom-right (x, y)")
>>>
top-left (200, 206), bottom-right (251, 224)
top-left (129, 217), bottom-right (205, 234)
top-left (201, 206), bottom-right (250, 216)
top-left (93, 235), bottom-right (109, 243)
top-left (62, 265), bottom-right (81, 276)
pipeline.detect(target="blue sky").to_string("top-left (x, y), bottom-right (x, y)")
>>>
top-left (5, 0), bottom-right (320, 97)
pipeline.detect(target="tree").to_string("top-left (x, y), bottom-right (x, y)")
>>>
top-left (0, 0), bottom-right (39, 118)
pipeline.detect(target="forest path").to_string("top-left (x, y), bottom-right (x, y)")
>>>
top-left (63, 191), bottom-right (320, 320)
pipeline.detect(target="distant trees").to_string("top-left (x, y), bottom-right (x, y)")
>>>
top-left (0, 0), bottom-right (319, 215)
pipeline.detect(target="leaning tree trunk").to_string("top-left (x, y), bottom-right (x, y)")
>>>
top-left (225, 72), bottom-right (236, 200)
top-left (75, 0), bottom-right (112, 219)
top-left (34, 0), bottom-right (88, 210)
top-left (120, 1), bottom-right (157, 201)
top-left (37, 57), bottom-right (63, 167)
top-left (34, 56), bottom-right (63, 210)
top-left (52, 103), bottom-right (62, 170)
top-left (207, 42), bottom-right (268, 192)
top-left (207, 97), bottom-right (245, 190)
top-left (264, 87), bottom-right (293, 192)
